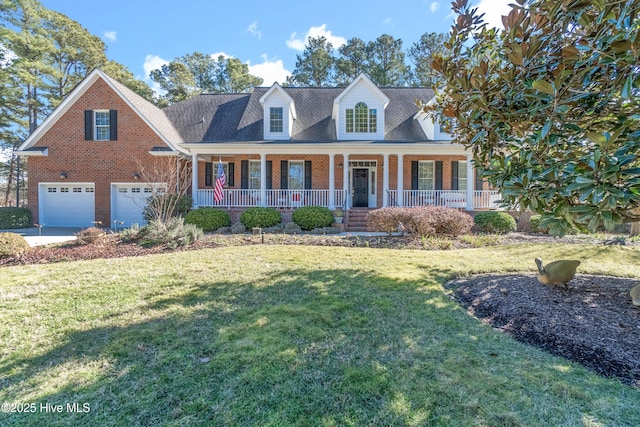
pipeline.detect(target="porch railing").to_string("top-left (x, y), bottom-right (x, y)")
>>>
top-left (388, 190), bottom-right (501, 210)
top-left (196, 189), bottom-right (500, 209)
top-left (196, 189), bottom-right (346, 208)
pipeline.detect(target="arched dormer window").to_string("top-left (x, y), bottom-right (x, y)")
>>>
top-left (346, 102), bottom-right (377, 133)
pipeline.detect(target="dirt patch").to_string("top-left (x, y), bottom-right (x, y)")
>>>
top-left (446, 274), bottom-right (640, 387)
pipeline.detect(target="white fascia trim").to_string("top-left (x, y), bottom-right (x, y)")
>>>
top-left (18, 70), bottom-right (104, 152)
top-left (16, 148), bottom-right (49, 156)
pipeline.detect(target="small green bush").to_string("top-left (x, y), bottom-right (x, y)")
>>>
top-left (240, 207), bottom-right (282, 229)
top-left (184, 208), bottom-right (231, 231)
top-left (76, 227), bottom-right (107, 245)
top-left (292, 206), bottom-right (334, 231)
top-left (474, 211), bottom-right (517, 234)
top-left (0, 232), bottom-right (30, 258)
top-left (230, 222), bottom-right (247, 234)
top-left (139, 217), bottom-right (203, 248)
top-left (529, 215), bottom-right (547, 233)
top-left (0, 207), bottom-right (32, 229)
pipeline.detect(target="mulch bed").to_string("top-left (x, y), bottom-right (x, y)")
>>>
top-left (446, 274), bottom-right (640, 387)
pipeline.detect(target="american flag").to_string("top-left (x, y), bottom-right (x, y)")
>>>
top-left (214, 160), bottom-right (226, 203)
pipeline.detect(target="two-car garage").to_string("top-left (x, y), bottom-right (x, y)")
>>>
top-left (38, 183), bottom-right (156, 228)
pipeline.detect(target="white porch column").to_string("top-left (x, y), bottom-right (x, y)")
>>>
top-left (382, 153), bottom-right (389, 207)
top-left (260, 153), bottom-right (267, 207)
top-left (466, 154), bottom-right (474, 211)
top-left (397, 153), bottom-right (404, 207)
top-left (191, 153), bottom-right (199, 208)
top-left (329, 153), bottom-right (335, 210)
top-left (343, 153), bottom-right (349, 210)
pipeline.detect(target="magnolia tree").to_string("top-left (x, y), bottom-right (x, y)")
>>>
top-left (424, 0), bottom-right (640, 235)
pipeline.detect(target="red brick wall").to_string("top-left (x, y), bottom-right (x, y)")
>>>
top-left (26, 78), bottom-right (172, 225)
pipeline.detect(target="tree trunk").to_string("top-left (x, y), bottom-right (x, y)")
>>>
top-left (631, 222), bottom-right (640, 236)
top-left (3, 155), bottom-right (15, 207)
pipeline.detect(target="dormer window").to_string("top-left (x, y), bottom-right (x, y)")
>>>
top-left (270, 107), bottom-right (283, 133)
top-left (346, 102), bottom-right (377, 133)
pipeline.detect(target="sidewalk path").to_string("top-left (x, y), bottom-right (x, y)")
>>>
top-left (0, 227), bottom-right (79, 247)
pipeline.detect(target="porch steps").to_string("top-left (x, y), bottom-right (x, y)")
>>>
top-left (346, 209), bottom-right (370, 232)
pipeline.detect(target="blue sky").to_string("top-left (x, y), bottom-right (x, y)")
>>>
top-left (39, 0), bottom-right (512, 89)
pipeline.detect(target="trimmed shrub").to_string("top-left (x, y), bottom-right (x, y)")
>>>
top-left (76, 227), bottom-right (107, 245)
top-left (408, 206), bottom-right (474, 237)
top-left (139, 217), bottom-right (203, 248)
top-left (284, 221), bottom-right (303, 234)
top-left (366, 207), bottom-right (415, 235)
top-left (230, 221), bottom-right (247, 234)
top-left (0, 207), bottom-right (32, 229)
top-left (184, 208), bottom-right (231, 231)
top-left (529, 214), bottom-right (546, 233)
top-left (292, 206), bottom-right (334, 231)
top-left (0, 232), bottom-right (30, 258)
top-left (367, 207), bottom-right (473, 237)
top-left (240, 207), bottom-right (282, 229)
top-left (474, 211), bottom-right (517, 234)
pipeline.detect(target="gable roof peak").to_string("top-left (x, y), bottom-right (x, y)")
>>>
top-left (259, 82), bottom-right (297, 119)
top-left (332, 73), bottom-right (390, 119)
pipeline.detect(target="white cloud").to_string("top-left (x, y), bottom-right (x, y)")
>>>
top-left (210, 51), bottom-right (232, 60)
top-left (475, 0), bottom-right (512, 29)
top-left (103, 31), bottom-right (117, 42)
top-left (383, 17), bottom-right (394, 27)
top-left (430, 1), bottom-right (440, 13)
top-left (143, 54), bottom-right (169, 94)
top-left (143, 54), bottom-right (169, 78)
top-left (248, 54), bottom-right (291, 86)
top-left (247, 21), bottom-right (262, 40)
top-left (286, 24), bottom-right (347, 51)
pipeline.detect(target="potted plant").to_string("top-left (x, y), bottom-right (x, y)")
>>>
top-left (333, 208), bottom-right (344, 224)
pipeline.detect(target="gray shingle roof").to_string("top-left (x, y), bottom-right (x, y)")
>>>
top-left (163, 86), bottom-right (437, 144)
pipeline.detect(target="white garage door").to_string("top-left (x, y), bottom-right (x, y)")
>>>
top-left (40, 183), bottom-right (95, 227)
top-left (111, 184), bottom-right (154, 228)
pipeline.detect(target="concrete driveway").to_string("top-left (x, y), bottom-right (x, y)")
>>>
top-left (1, 227), bottom-right (80, 247)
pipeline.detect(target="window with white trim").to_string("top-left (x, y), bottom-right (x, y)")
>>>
top-left (418, 161), bottom-right (435, 190)
top-left (249, 161), bottom-right (261, 189)
top-left (270, 107), bottom-right (283, 133)
top-left (95, 111), bottom-right (110, 141)
top-left (288, 161), bottom-right (304, 190)
top-left (346, 102), bottom-right (377, 133)
top-left (458, 161), bottom-right (468, 191)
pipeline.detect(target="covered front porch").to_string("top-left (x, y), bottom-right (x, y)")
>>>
top-left (185, 143), bottom-right (501, 211)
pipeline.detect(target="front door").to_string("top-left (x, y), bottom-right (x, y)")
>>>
top-left (353, 168), bottom-right (369, 207)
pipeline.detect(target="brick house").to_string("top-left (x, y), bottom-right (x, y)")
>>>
top-left (17, 69), bottom-right (498, 229)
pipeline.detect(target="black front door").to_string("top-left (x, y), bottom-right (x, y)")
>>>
top-left (353, 168), bottom-right (369, 207)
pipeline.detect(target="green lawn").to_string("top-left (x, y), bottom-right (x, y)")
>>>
top-left (1, 243), bottom-right (639, 426)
